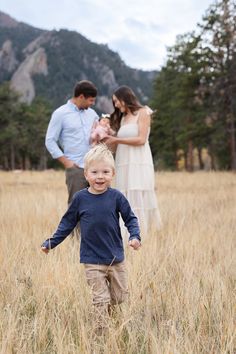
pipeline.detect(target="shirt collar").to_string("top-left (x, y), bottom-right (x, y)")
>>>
top-left (67, 99), bottom-right (85, 112)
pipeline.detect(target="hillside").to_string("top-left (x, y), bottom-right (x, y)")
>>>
top-left (0, 11), bottom-right (157, 113)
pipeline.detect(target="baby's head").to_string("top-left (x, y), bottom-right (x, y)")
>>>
top-left (99, 114), bottom-right (111, 127)
top-left (84, 143), bottom-right (115, 173)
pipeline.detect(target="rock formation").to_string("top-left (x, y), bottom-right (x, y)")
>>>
top-left (0, 40), bottom-right (18, 73)
top-left (11, 48), bottom-right (48, 103)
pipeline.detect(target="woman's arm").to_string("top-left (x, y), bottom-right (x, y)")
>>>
top-left (105, 108), bottom-right (151, 146)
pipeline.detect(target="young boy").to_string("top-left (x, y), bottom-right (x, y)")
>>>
top-left (41, 144), bottom-right (141, 330)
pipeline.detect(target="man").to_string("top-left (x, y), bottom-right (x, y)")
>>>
top-left (46, 80), bottom-right (99, 204)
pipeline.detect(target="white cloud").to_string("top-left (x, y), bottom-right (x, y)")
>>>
top-left (1, 0), bottom-right (214, 70)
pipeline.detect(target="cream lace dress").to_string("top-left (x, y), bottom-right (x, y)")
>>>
top-left (115, 106), bottom-right (162, 237)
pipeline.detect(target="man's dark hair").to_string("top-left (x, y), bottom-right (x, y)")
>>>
top-left (73, 80), bottom-right (97, 98)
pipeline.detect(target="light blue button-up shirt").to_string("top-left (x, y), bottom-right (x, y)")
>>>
top-left (45, 100), bottom-right (99, 167)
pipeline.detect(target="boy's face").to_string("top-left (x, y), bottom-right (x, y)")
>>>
top-left (84, 160), bottom-right (114, 194)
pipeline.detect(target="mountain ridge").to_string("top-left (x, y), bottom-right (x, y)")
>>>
top-left (0, 10), bottom-right (157, 113)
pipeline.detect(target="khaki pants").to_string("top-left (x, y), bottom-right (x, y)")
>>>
top-left (84, 261), bottom-right (129, 306)
top-left (84, 261), bottom-right (128, 333)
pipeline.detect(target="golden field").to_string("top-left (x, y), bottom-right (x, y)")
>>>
top-left (0, 170), bottom-right (235, 354)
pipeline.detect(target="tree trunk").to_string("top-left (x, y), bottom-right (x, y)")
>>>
top-left (10, 142), bottom-right (15, 170)
top-left (229, 114), bottom-right (236, 171)
top-left (197, 147), bottom-right (204, 170)
top-left (208, 145), bottom-right (216, 170)
top-left (187, 140), bottom-right (194, 172)
top-left (3, 155), bottom-right (9, 170)
top-left (38, 148), bottom-right (48, 170)
top-left (19, 156), bottom-right (24, 170)
top-left (175, 149), bottom-right (179, 170)
top-left (25, 156), bottom-right (31, 170)
top-left (184, 151), bottom-right (188, 170)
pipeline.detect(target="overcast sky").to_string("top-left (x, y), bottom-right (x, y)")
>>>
top-left (1, 0), bottom-right (214, 71)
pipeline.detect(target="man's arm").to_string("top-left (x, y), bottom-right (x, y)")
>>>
top-left (45, 111), bottom-right (76, 168)
top-left (45, 111), bottom-right (64, 159)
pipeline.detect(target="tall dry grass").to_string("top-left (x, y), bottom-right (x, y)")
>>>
top-left (0, 170), bottom-right (235, 354)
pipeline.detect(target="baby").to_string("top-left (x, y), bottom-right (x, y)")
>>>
top-left (90, 114), bottom-right (115, 146)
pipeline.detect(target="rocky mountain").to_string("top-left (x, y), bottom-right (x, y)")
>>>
top-left (0, 11), bottom-right (157, 113)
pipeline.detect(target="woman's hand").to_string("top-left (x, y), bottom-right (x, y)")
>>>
top-left (103, 135), bottom-right (118, 145)
top-left (103, 136), bottom-right (118, 153)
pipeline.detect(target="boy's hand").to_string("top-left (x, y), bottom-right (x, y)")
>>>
top-left (41, 247), bottom-right (49, 254)
top-left (129, 238), bottom-right (141, 250)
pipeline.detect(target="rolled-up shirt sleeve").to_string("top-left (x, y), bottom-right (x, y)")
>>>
top-left (45, 111), bottom-right (64, 159)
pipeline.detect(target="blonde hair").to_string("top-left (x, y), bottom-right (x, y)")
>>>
top-left (84, 144), bottom-right (115, 171)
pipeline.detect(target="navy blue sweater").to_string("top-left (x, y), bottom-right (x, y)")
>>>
top-left (41, 188), bottom-right (140, 265)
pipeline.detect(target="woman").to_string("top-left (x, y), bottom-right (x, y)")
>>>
top-left (105, 86), bottom-right (161, 237)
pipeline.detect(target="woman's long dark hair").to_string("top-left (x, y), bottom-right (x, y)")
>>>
top-left (110, 86), bottom-right (143, 132)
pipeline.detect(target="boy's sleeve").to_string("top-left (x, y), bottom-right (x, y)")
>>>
top-left (41, 194), bottom-right (80, 250)
top-left (118, 193), bottom-right (141, 242)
